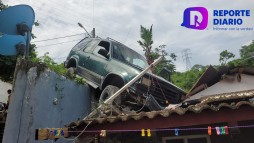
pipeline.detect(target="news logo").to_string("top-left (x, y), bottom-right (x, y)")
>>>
top-left (181, 7), bottom-right (208, 30)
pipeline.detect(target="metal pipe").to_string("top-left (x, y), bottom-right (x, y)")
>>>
top-left (24, 31), bottom-right (31, 59)
top-left (84, 56), bottom-right (163, 119)
top-left (104, 56), bottom-right (162, 104)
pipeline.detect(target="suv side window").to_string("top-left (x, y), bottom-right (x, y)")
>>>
top-left (73, 38), bottom-right (91, 51)
top-left (93, 41), bottom-right (110, 59)
top-left (83, 39), bottom-right (100, 53)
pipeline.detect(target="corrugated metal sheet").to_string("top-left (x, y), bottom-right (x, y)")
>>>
top-left (187, 66), bottom-right (219, 97)
top-left (185, 74), bottom-right (254, 101)
top-left (187, 67), bottom-right (254, 97)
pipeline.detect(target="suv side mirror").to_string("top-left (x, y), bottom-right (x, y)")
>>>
top-left (98, 49), bottom-right (109, 59)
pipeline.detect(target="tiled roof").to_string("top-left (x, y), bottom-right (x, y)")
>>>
top-left (68, 89), bottom-right (254, 127)
top-left (200, 89), bottom-right (254, 103)
top-left (67, 67), bottom-right (254, 128)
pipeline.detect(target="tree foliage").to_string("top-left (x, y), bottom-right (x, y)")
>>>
top-left (174, 40), bottom-right (254, 92)
top-left (34, 53), bottom-right (68, 75)
top-left (228, 40), bottom-right (254, 67)
top-left (33, 53), bottom-right (85, 85)
top-left (171, 65), bottom-right (206, 92)
top-left (0, 44), bottom-right (38, 83)
top-left (137, 25), bottom-right (154, 65)
top-left (0, 56), bottom-right (16, 82)
top-left (137, 25), bottom-right (176, 81)
top-left (136, 25), bottom-right (254, 91)
top-left (219, 50), bottom-right (235, 65)
top-left (240, 41), bottom-right (254, 58)
top-left (152, 45), bottom-right (176, 81)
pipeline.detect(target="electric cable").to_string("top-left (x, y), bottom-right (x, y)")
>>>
top-left (65, 124), bottom-right (254, 133)
top-left (32, 33), bottom-right (85, 43)
top-left (36, 39), bottom-right (82, 48)
top-left (151, 75), bottom-right (169, 104)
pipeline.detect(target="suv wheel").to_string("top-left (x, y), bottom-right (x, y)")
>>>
top-left (99, 85), bottom-right (121, 105)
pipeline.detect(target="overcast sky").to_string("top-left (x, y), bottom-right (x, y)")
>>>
top-left (2, 0), bottom-right (254, 71)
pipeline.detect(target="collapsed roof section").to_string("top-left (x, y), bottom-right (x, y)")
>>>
top-left (67, 67), bottom-right (254, 129)
top-left (185, 66), bottom-right (254, 99)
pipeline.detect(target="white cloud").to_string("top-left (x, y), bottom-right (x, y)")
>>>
top-left (2, 0), bottom-right (254, 72)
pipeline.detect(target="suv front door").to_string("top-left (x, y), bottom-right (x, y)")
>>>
top-left (87, 40), bottom-right (111, 86)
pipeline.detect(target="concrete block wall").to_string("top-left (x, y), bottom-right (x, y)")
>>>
top-left (3, 60), bottom-right (91, 143)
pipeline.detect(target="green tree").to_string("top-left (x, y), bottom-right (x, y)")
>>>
top-left (228, 41), bottom-right (254, 67)
top-left (219, 50), bottom-right (235, 65)
top-left (137, 25), bottom-right (176, 80)
top-left (191, 64), bottom-right (205, 71)
top-left (171, 66), bottom-right (206, 92)
top-left (39, 52), bottom-right (67, 75)
top-left (240, 41), bottom-right (254, 59)
top-left (137, 25), bottom-right (154, 65)
top-left (24, 52), bottom-right (85, 84)
top-left (152, 46), bottom-right (176, 81)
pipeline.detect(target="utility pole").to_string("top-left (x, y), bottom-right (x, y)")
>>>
top-left (92, 28), bottom-right (95, 38)
top-left (182, 49), bottom-right (192, 71)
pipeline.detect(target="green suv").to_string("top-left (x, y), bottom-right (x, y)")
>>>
top-left (65, 37), bottom-right (185, 111)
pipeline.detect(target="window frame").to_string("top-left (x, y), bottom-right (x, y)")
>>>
top-left (92, 40), bottom-right (110, 59)
top-left (83, 39), bottom-right (100, 53)
top-left (162, 134), bottom-right (211, 143)
top-left (92, 45), bottom-right (108, 59)
top-left (72, 38), bottom-right (91, 51)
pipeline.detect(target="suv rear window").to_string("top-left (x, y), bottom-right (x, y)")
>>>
top-left (73, 38), bottom-right (91, 51)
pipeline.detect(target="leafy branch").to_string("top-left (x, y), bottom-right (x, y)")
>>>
top-left (33, 53), bottom-right (86, 85)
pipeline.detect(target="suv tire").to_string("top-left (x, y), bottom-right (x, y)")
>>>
top-left (99, 85), bottom-right (121, 105)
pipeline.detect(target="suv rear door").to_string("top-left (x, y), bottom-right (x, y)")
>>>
top-left (77, 39), bottom-right (100, 83)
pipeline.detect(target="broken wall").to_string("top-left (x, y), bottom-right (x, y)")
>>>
top-left (3, 60), bottom-right (91, 143)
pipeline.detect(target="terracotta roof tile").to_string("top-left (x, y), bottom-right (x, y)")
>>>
top-left (67, 89), bottom-right (254, 127)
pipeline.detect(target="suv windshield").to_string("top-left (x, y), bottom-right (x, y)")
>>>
top-left (112, 42), bottom-right (148, 69)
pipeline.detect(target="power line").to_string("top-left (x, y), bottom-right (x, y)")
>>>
top-left (32, 2), bottom-right (138, 44)
top-left (32, 33), bottom-right (85, 43)
top-left (34, 1), bottom-right (138, 40)
top-left (31, 3), bottom-right (93, 40)
top-left (10, 0), bottom-right (138, 44)
top-left (36, 39), bottom-right (82, 48)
